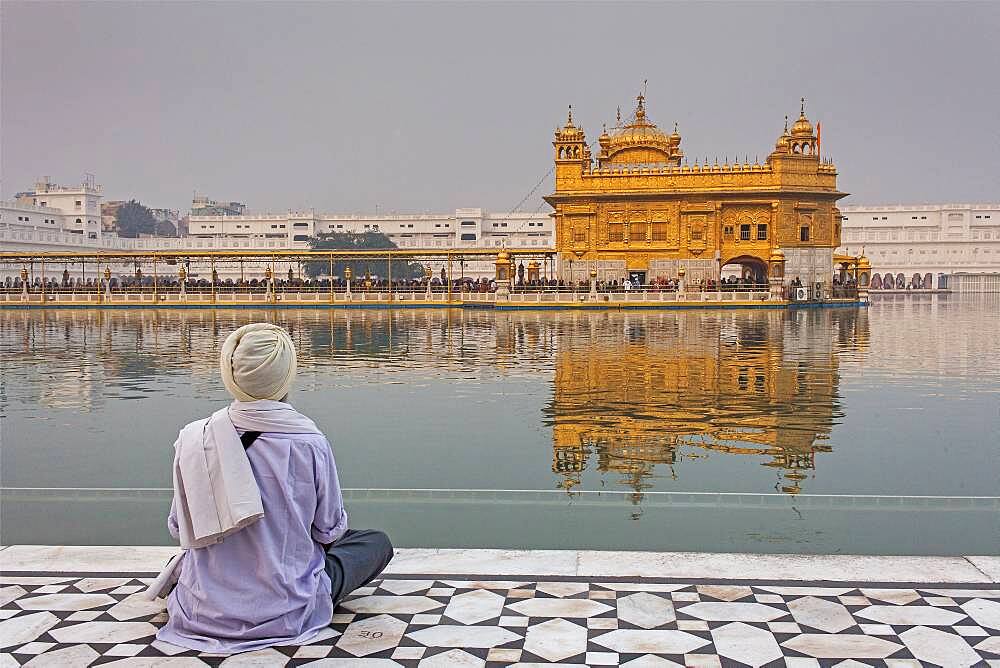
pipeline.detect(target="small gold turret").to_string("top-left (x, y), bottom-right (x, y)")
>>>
top-left (791, 98), bottom-right (814, 137)
top-left (773, 115), bottom-right (792, 154)
top-left (788, 98), bottom-right (818, 157)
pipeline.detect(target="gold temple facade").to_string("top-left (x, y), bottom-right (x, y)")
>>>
top-left (545, 96), bottom-right (847, 287)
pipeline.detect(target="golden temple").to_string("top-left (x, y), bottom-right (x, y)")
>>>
top-left (545, 95), bottom-right (847, 288)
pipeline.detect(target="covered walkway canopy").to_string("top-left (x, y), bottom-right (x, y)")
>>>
top-left (0, 248), bottom-right (559, 295)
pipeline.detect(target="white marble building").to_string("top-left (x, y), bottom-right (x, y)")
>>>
top-left (9, 177), bottom-right (104, 239)
top-left (1, 179), bottom-right (553, 280)
top-left (838, 203), bottom-right (1000, 290)
top-left (1, 177), bottom-right (105, 248)
top-left (182, 207), bottom-right (551, 278)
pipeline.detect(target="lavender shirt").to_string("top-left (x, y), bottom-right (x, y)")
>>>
top-left (157, 430), bottom-right (348, 654)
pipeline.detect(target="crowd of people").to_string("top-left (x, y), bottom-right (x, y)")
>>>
top-left (1, 271), bottom-right (816, 295)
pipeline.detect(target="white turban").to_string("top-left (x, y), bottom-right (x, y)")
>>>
top-left (220, 323), bottom-right (297, 402)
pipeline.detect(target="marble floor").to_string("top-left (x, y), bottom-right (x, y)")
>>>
top-left (1, 548), bottom-right (999, 667)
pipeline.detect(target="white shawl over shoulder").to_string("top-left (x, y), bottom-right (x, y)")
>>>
top-left (145, 401), bottom-right (321, 600)
top-left (172, 400), bottom-right (321, 549)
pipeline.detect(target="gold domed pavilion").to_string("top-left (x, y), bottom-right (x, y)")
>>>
top-left (545, 95), bottom-right (846, 288)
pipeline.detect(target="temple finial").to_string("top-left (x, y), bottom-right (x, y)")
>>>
top-left (674, 121), bottom-right (679, 133)
top-left (800, 97), bottom-right (805, 116)
top-left (784, 115), bottom-right (789, 132)
top-left (616, 106), bottom-right (622, 125)
top-left (567, 104), bottom-right (573, 125)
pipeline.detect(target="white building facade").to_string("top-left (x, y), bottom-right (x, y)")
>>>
top-left (837, 203), bottom-right (1000, 290)
top-left (1, 178), bottom-right (553, 280)
top-left (183, 207), bottom-right (552, 278)
top-left (9, 177), bottom-right (104, 240)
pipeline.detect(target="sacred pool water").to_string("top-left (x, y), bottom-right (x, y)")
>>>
top-left (1, 295), bottom-right (997, 555)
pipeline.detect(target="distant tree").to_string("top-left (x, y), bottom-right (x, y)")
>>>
top-left (115, 200), bottom-right (157, 238)
top-left (306, 232), bottom-right (424, 279)
top-left (154, 220), bottom-right (178, 237)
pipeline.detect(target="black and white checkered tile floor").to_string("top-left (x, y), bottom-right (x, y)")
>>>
top-left (1, 573), bottom-right (999, 666)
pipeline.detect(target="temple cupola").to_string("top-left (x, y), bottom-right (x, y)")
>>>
top-left (554, 105), bottom-right (587, 161)
top-left (771, 116), bottom-right (793, 156)
top-left (599, 93), bottom-right (683, 168)
top-left (554, 105), bottom-right (589, 184)
top-left (788, 98), bottom-right (818, 157)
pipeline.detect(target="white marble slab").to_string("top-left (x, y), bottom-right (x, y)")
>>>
top-left (2, 546), bottom-right (996, 583)
top-left (418, 649), bottom-right (484, 668)
top-left (16, 593), bottom-right (117, 611)
top-left (616, 592), bottom-right (676, 628)
top-left (340, 596), bottom-right (443, 615)
top-left (21, 644), bottom-right (100, 667)
top-left (1, 546), bottom-right (179, 573)
top-left (0, 612), bottom-right (60, 649)
top-left (856, 604), bottom-right (966, 626)
top-left (523, 618), bottom-right (587, 662)
top-left (967, 556), bottom-right (1000, 582)
top-left (50, 621), bottom-right (159, 644)
top-left (711, 621), bottom-right (783, 667)
top-left (787, 596), bottom-right (856, 633)
top-left (591, 629), bottom-right (710, 654)
top-left (405, 624), bottom-right (521, 649)
top-left (899, 626), bottom-right (981, 667)
top-left (335, 614), bottom-right (407, 658)
top-left (443, 589), bottom-right (505, 624)
top-left (961, 598), bottom-right (1000, 630)
top-left (577, 551), bottom-right (991, 582)
top-left (384, 549), bottom-right (578, 576)
top-left (0, 586), bottom-right (27, 607)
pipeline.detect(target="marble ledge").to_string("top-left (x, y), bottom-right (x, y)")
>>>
top-left (576, 551), bottom-right (998, 583)
top-left (967, 556), bottom-right (1000, 581)
top-left (1, 546), bottom-right (998, 583)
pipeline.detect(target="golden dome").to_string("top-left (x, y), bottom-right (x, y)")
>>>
top-left (791, 98), bottom-right (814, 137)
top-left (769, 246), bottom-right (786, 262)
top-left (857, 254), bottom-right (871, 269)
top-left (669, 122), bottom-right (681, 145)
top-left (496, 249), bottom-right (510, 262)
top-left (772, 116), bottom-right (793, 153)
top-left (602, 93), bottom-right (682, 166)
top-left (609, 95), bottom-right (669, 144)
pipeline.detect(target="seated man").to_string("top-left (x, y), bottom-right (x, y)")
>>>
top-left (155, 322), bottom-right (393, 654)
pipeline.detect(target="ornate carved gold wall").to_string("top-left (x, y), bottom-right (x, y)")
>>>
top-left (544, 97), bottom-right (847, 285)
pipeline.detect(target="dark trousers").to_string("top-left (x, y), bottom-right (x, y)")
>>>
top-left (324, 529), bottom-right (394, 606)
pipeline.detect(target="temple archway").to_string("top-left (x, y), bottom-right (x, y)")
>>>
top-left (923, 273), bottom-right (933, 289)
top-left (721, 255), bottom-right (768, 285)
top-left (870, 273), bottom-right (883, 290)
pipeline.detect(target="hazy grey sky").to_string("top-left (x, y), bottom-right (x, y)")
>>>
top-left (3, 1), bottom-right (999, 214)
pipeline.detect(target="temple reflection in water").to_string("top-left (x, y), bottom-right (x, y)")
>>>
top-left (544, 309), bottom-right (869, 497)
top-left (2, 307), bottom-right (868, 497)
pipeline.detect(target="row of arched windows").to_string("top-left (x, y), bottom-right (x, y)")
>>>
top-left (558, 145), bottom-right (582, 159)
top-left (869, 272), bottom-right (935, 290)
top-left (791, 141), bottom-right (815, 155)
